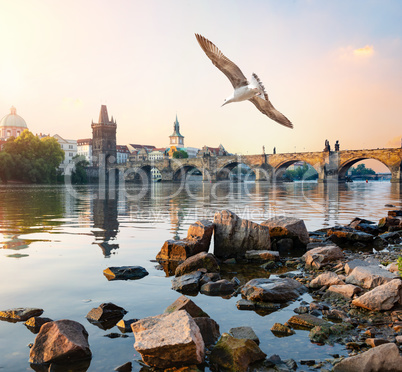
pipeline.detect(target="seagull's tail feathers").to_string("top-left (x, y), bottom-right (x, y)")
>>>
top-left (251, 73), bottom-right (268, 101)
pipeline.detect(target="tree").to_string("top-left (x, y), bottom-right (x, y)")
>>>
top-left (0, 152), bottom-right (14, 183)
top-left (172, 150), bottom-right (188, 159)
top-left (284, 162), bottom-right (318, 181)
top-left (71, 155), bottom-right (89, 184)
top-left (2, 130), bottom-right (65, 183)
top-left (350, 163), bottom-right (376, 176)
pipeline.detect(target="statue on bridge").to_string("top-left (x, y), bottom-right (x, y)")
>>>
top-left (335, 140), bottom-right (340, 152)
top-left (273, 147), bottom-right (276, 154)
top-left (324, 139), bottom-right (330, 152)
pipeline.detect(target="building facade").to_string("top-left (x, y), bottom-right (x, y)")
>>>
top-left (116, 145), bottom-right (130, 164)
top-left (53, 134), bottom-right (77, 174)
top-left (77, 138), bottom-right (93, 165)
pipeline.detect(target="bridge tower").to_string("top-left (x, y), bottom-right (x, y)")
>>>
top-left (169, 115), bottom-right (184, 148)
top-left (91, 105), bottom-right (117, 167)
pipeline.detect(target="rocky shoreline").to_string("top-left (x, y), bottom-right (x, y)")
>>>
top-left (1, 209), bottom-right (402, 371)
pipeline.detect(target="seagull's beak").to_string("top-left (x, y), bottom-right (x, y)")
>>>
top-left (221, 101), bottom-right (228, 107)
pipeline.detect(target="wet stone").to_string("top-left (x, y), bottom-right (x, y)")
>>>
top-left (0, 308), bottom-right (44, 322)
top-left (229, 326), bottom-right (260, 345)
top-left (103, 266), bottom-right (149, 281)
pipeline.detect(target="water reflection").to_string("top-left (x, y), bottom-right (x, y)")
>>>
top-left (92, 188), bottom-right (119, 257)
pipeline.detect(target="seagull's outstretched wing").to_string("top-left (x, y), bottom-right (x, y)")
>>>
top-left (249, 95), bottom-right (293, 128)
top-left (195, 34), bottom-right (248, 89)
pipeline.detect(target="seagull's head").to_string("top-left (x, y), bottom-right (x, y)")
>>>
top-left (221, 96), bottom-right (234, 107)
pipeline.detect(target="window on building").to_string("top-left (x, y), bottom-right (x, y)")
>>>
top-left (69, 153), bottom-right (74, 157)
top-left (7, 130), bottom-right (11, 137)
top-left (69, 145), bottom-right (74, 149)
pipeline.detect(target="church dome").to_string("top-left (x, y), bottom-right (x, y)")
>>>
top-left (0, 107), bottom-right (28, 129)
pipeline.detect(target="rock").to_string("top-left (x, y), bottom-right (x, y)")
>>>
top-left (261, 216), bottom-right (310, 246)
top-left (209, 333), bottom-right (266, 372)
top-left (200, 272), bottom-right (221, 285)
top-left (327, 228), bottom-right (375, 245)
top-left (309, 271), bottom-right (345, 289)
top-left (270, 323), bottom-right (295, 336)
top-left (286, 314), bottom-right (328, 329)
top-left (302, 245), bottom-right (344, 269)
top-left (175, 252), bottom-right (219, 277)
top-left (229, 326), bottom-right (259, 345)
top-left (156, 220), bottom-right (214, 261)
top-left (116, 319), bottom-right (139, 333)
top-left (365, 338), bottom-right (390, 347)
top-left (333, 343), bottom-right (402, 372)
top-left (171, 270), bottom-right (203, 293)
top-left (193, 317), bottom-right (220, 346)
top-left (131, 310), bottom-right (204, 368)
top-left (164, 295), bottom-right (209, 318)
top-left (241, 278), bottom-right (307, 303)
top-left (103, 266), bottom-right (148, 281)
top-left (275, 238), bottom-right (295, 255)
top-left (245, 250), bottom-right (280, 261)
top-left (213, 210), bottom-right (270, 259)
top-left (114, 362), bottom-right (132, 371)
top-left (29, 320), bottom-right (91, 365)
top-left (378, 217), bottom-right (401, 230)
top-left (0, 307), bottom-right (43, 322)
top-left (86, 303), bottom-right (127, 330)
top-left (387, 262), bottom-right (399, 273)
top-left (351, 279), bottom-right (402, 311)
top-left (327, 284), bottom-right (362, 298)
top-left (200, 279), bottom-right (234, 296)
top-left (345, 259), bottom-right (371, 275)
top-left (24, 317), bottom-right (53, 333)
top-left (236, 299), bottom-right (256, 310)
top-left (346, 265), bottom-right (398, 289)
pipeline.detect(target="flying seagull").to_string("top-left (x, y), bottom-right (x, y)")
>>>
top-left (195, 34), bottom-right (293, 129)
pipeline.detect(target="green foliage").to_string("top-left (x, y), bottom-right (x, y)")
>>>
top-left (349, 163), bottom-right (376, 176)
top-left (0, 152), bottom-right (14, 182)
top-left (397, 256), bottom-right (402, 278)
top-left (284, 162), bottom-right (318, 180)
top-left (71, 155), bottom-right (89, 184)
top-left (172, 150), bottom-right (188, 159)
top-left (1, 130), bottom-right (65, 183)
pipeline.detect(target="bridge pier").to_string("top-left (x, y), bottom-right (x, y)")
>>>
top-left (390, 165), bottom-right (402, 183)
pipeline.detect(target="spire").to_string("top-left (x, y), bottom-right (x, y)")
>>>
top-left (98, 105), bottom-right (109, 124)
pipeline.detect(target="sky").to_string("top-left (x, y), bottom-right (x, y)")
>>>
top-left (0, 0), bottom-right (401, 171)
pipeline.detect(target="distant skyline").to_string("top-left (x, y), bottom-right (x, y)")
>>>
top-left (1, 0), bottom-right (401, 172)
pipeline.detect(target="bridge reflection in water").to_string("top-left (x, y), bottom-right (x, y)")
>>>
top-left (118, 148), bottom-right (402, 184)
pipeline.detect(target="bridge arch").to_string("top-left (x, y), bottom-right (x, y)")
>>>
top-left (172, 165), bottom-right (203, 181)
top-left (216, 160), bottom-right (256, 181)
top-left (123, 164), bottom-right (163, 183)
top-left (274, 159), bottom-right (319, 181)
top-left (338, 157), bottom-right (391, 182)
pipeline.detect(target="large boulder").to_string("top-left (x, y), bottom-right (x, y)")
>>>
top-left (261, 216), bottom-right (310, 247)
top-left (103, 266), bottom-right (149, 281)
top-left (209, 333), bottom-right (266, 372)
top-left (86, 303), bottom-right (127, 330)
top-left (327, 284), bottom-right (362, 299)
top-left (193, 317), bottom-right (220, 346)
top-left (29, 320), bottom-right (91, 365)
top-left (309, 271), bottom-right (344, 289)
top-left (241, 278), bottom-right (307, 303)
top-left (346, 265), bottom-right (398, 289)
top-left (156, 220), bottom-right (214, 261)
top-left (0, 307), bottom-right (43, 322)
top-left (333, 343), bottom-right (402, 372)
top-left (175, 252), bottom-right (219, 277)
top-left (213, 210), bottom-right (270, 259)
top-left (164, 295), bottom-right (209, 318)
top-left (171, 270), bottom-right (203, 294)
top-left (131, 310), bottom-right (204, 368)
top-left (352, 279), bottom-right (402, 311)
top-left (302, 245), bottom-right (344, 269)
top-left (24, 317), bottom-right (53, 334)
top-left (200, 279), bottom-right (234, 296)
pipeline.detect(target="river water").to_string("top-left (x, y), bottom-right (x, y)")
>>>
top-left (0, 181), bottom-right (401, 371)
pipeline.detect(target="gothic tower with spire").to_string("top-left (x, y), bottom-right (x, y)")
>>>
top-left (169, 115), bottom-right (184, 148)
top-left (91, 105), bottom-right (117, 167)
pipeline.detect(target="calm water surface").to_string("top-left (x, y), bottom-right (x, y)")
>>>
top-left (0, 181), bottom-right (401, 371)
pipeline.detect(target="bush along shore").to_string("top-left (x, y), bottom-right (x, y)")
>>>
top-left (1, 209), bottom-right (402, 371)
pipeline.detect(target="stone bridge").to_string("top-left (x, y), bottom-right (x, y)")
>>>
top-left (116, 148), bottom-right (402, 183)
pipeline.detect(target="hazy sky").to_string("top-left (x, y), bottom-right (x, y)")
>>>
top-left (1, 0), bottom-right (401, 169)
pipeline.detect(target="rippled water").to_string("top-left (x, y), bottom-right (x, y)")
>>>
top-left (0, 181), bottom-right (401, 371)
